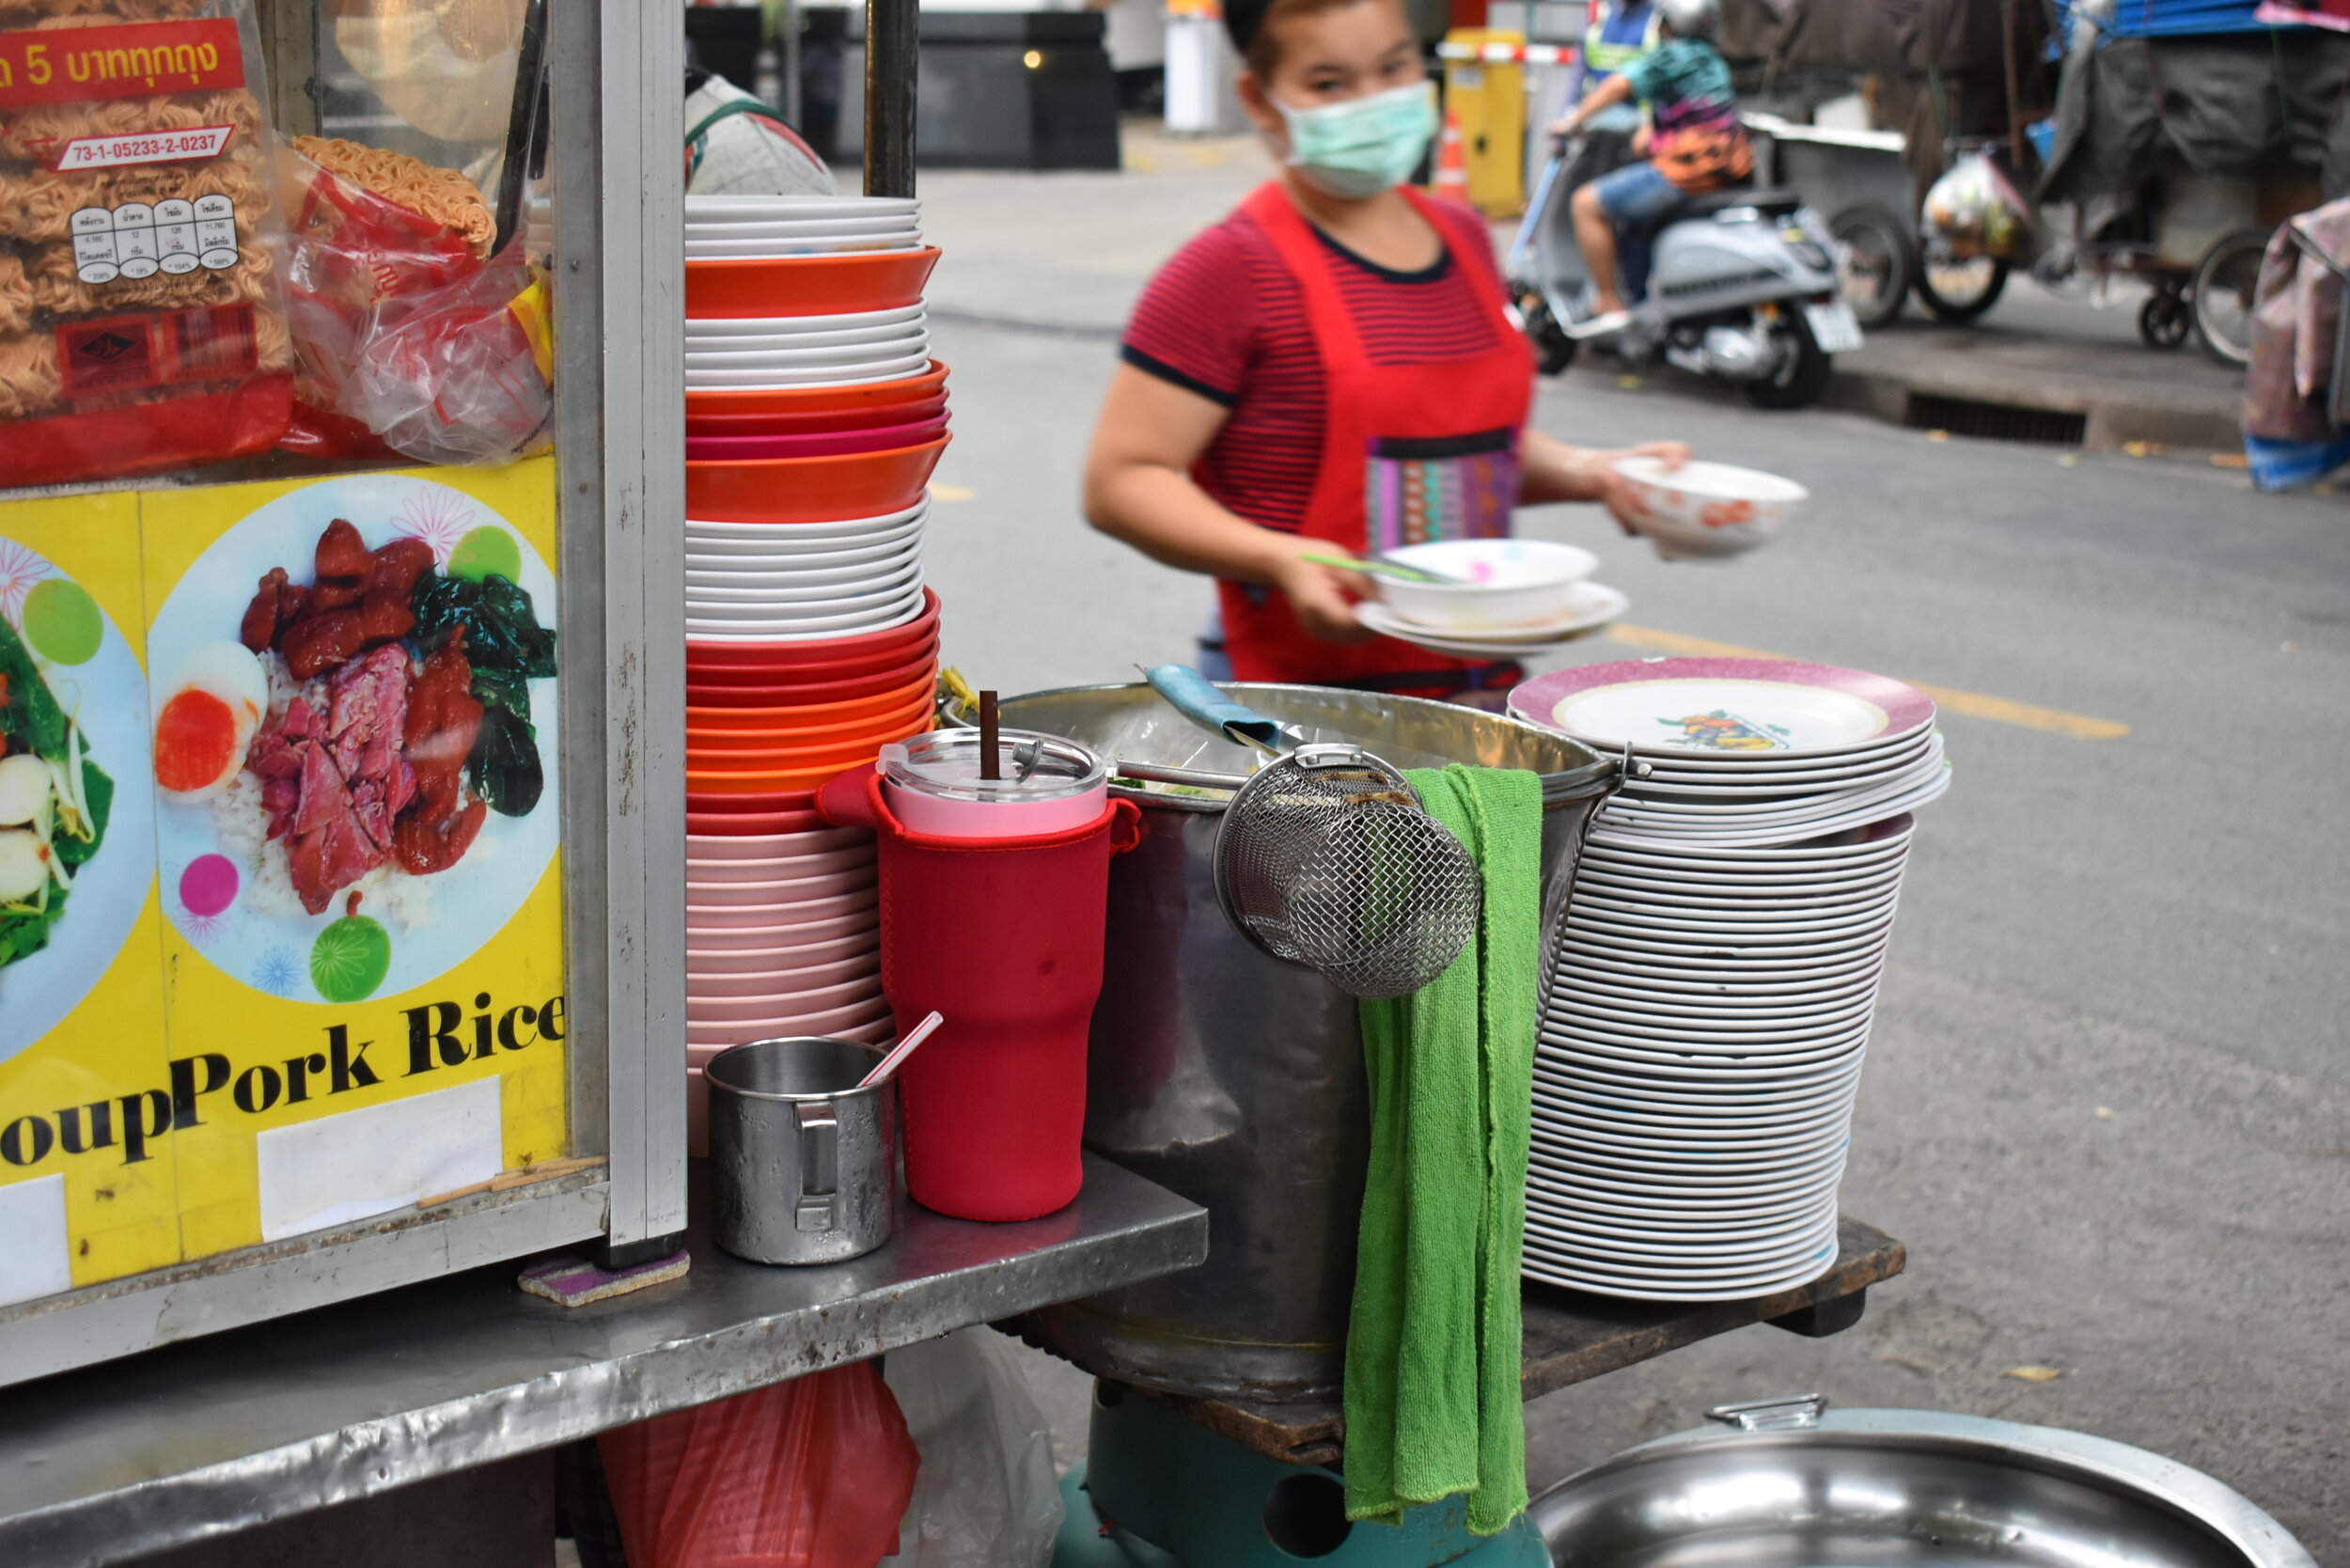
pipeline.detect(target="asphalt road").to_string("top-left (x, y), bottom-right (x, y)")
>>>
top-left (928, 304), bottom-right (2350, 1554)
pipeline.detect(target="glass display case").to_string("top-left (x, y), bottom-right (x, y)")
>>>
top-left (0, 0), bottom-right (685, 1386)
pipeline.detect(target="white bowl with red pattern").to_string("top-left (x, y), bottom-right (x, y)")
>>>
top-left (1612, 458), bottom-right (1807, 560)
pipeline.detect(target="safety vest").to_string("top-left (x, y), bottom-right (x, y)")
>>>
top-left (1582, 0), bottom-right (1663, 79)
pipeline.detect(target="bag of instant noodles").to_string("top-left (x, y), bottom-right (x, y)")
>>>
top-left (0, 0), bottom-right (293, 488)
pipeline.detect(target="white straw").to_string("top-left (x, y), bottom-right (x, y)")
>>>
top-left (857, 1010), bottom-right (944, 1090)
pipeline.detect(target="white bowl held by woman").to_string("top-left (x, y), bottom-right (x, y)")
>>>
top-left (1378, 538), bottom-right (1600, 631)
top-left (1612, 457), bottom-right (1808, 560)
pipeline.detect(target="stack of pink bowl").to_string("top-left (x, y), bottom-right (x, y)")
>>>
top-left (682, 197), bottom-right (955, 1144)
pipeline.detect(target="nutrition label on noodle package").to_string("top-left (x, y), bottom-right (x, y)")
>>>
top-left (71, 196), bottom-right (240, 284)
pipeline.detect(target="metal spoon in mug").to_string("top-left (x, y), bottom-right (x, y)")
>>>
top-left (857, 1011), bottom-right (945, 1090)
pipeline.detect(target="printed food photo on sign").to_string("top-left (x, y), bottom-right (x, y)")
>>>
top-left (145, 474), bottom-right (557, 1005)
top-left (0, 536), bottom-right (158, 1063)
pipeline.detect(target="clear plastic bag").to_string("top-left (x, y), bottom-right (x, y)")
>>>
top-left (0, 0), bottom-right (295, 486)
top-left (341, 244), bottom-right (552, 466)
top-left (1921, 153), bottom-right (2034, 261)
top-left (277, 140), bottom-right (483, 460)
top-left (884, 1330), bottom-right (1068, 1568)
top-left (598, 1361), bottom-right (920, 1568)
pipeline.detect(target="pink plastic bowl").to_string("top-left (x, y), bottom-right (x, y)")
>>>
top-left (686, 912), bottom-right (879, 951)
top-left (687, 933), bottom-right (881, 976)
top-left (686, 827), bottom-right (871, 860)
top-left (686, 415), bottom-right (948, 463)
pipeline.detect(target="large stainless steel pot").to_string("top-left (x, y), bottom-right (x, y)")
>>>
top-left (975, 683), bottom-right (1614, 1403)
top-left (1530, 1395), bottom-right (2315, 1567)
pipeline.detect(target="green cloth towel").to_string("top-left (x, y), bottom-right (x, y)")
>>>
top-left (1343, 763), bottom-right (1543, 1534)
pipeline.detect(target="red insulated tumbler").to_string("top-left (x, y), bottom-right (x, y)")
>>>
top-left (817, 763), bottom-right (1142, 1220)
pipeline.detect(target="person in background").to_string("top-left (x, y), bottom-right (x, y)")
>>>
top-left (1082, 0), bottom-right (1684, 705)
top-left (1572, 0), bottom-right (1661, 133)
top-left (1553, 0), bottom-right (1751, 334)
top-left (686, 49), bottom-right (838, 196)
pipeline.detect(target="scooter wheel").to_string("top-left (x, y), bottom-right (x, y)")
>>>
top-left (1521, 295), bottom-right (1578, 376)
top-left (1742, 310), bottom-right (1833, 412)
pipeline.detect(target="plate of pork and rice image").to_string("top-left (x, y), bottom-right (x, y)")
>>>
top-left (146, 477), bottom-right (560, 1006)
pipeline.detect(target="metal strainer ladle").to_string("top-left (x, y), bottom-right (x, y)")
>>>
top-left (1141, 666), bottom-right (1483, 999)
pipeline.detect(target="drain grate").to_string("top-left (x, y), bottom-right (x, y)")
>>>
top-left (1904, 392), bottom-right (2088, 446)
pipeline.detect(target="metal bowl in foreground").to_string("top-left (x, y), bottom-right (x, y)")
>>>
top-left (1531, 1396), bottom-right (2313, 1568)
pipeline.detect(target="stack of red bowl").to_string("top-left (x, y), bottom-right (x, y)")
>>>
top-left (683, 196), bottom-right (957, 1142)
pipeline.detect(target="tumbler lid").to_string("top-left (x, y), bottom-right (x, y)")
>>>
top-left (880, 728), bottom-right (1107, 806)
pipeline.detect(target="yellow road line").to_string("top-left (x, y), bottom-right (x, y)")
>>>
top-left (1606, 623), bottom-right (2131, 741)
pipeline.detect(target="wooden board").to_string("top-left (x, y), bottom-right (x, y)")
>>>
top-left (1036, 1217), bottom-right (1904, 1468)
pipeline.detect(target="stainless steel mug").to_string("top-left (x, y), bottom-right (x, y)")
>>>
top-left (707, 1036), bottom-right (897, 1265)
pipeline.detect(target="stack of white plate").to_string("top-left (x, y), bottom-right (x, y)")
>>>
top-left (685, 501), bottom-right (928, 641)
top-left (685, 194), bottom-right (922, 257)
top-left (1508, 657), bottom-right (1947, 1300)
top-left (685, 304), bottom-right (931, 391)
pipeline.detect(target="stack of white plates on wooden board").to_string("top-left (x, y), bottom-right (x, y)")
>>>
top-left (1508, 657), bottom-right (1947, 1300)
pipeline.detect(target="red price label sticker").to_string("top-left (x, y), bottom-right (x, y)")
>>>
top-left (0, 20), bottom-right (244, 109)
top-left (56, 123), bottom-right (234, 170)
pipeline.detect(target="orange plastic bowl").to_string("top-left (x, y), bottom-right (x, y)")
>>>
top-left (687, 695), bottom-right (934, 749)
top-left (684, 360), bottom-right (949, 420)
top-left (687, 437), bottom-right (949, 524)
top-left (687, 590), bottom-right (942, 668)
top-left (687, 706), bottom-right (932, 764)
top-left (687, 656), bottom-right (935, 707)
top-left (687, 797), bottom-right (824, 827)
top-left (687, 247), bottom-right (941, 319)
top-left (687, 682), bottom-right (934, 733)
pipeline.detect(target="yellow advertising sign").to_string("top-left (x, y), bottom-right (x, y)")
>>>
top-left (0, 457), bottom-right (566, 1306)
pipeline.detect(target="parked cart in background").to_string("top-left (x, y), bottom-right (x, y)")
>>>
top-left (2035, 0), bottom-right (2347, 367)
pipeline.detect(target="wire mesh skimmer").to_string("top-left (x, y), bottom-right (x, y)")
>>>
top-left (1213, 744), bottom-right (1484, 1000)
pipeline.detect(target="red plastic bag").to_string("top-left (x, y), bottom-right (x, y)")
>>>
top-left (599, 1362), bottom-right (920, 1568)
top-left (278, 147), bottom-right (482, 460)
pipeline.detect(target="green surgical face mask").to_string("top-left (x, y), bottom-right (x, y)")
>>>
top-left (1273, 81), bottom-right (1439, 200)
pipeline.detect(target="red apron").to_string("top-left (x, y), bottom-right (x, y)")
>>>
top-left (1217, 180), bottom-right (1537, 698)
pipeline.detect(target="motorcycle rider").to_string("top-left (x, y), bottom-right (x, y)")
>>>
top-left (1550, 0), bottom-right (1753, 337)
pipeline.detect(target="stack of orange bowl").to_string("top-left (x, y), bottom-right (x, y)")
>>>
top-left (683, 193), bottom-right (951, 1145)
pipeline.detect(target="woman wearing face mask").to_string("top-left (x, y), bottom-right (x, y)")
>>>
top-left (1082, 0), bottom-right (1684, 704)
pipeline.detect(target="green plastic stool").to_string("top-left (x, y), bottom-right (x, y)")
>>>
top-left (1051, 1383), bottom-right (1551, 1568)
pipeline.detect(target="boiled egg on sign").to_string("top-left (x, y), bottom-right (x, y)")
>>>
top-left (154, 641), bottom-right (269, 797)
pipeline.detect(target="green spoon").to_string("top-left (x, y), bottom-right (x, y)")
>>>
top-left (1296, 552), bottom-right (1463, 585)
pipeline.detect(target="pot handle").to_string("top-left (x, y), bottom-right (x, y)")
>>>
top-left (1108, 797), bottom-right (1144, 856)
top-left (795, 1101), bottom-right (839, 1232)
top-left (1705, 1394), bottom-right (1825, 1432)
top-left (816, 764), bottom-right (885, 830)
top-left (1145, 665), bottom-right (1300, 756)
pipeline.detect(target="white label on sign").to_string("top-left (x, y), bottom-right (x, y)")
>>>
top-left (256, 1076), bottom-right (504, 1242)
top-left (0, 1174), bottom-right (71, 1309)
top-left (56, 125), bottom-right (236, 171)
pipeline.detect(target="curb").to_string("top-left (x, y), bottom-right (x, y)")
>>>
top-left (1821, 358), bottom-right (2241, 454)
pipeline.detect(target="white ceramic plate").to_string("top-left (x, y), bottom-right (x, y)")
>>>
top-left (686, 214), bottom-right (918, 236)
top-left (685, 334), bottom-right (931, 368)
top-left (684, 500), bottom-right (927, 540)
top-left (687, 559), bottom-right (922, 604)
top-left (1528, 1152), bottom-right (1845, 1203)
top-left (685, 354), bottom-right (932, 389)
top-left (684, 305), bottom-right (926, 337)
top-left (684, 591), bottom-right (926, 642)
top-left (1355, 584), bottom-right (1627, 655)
top-left (1589, 770), bottom-right (1950, 854)
top-left (1582, 815), bottom-right (1915, 867)
top-left (684, 324), bottom-right (932, 354)
top-left (685, 531), bottom-right (927, 575)
top-left (686, 195), bottom-right (918, 218)
top-left (686, 552), bottom-right (923, 593)
top-left (1513, 662), bottom-right (1935, 760)
top-left (687, 237), bottom-right (921, 259)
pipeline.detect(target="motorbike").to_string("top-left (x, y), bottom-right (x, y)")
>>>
top-left (1509, 134), bottom-right (1863, 410)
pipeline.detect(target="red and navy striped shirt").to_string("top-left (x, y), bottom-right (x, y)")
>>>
top-left (1120, 199), bottom-right (1512, 535)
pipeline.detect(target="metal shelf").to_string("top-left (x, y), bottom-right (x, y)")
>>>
top-left (0, 1155), bottom-right (1205, 1568)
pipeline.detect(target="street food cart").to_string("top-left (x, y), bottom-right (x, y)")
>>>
top-left (0, 1), bottom-right (1206, 1559)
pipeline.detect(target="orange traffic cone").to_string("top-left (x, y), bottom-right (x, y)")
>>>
top-left (1432, 106), bottom-right (1469, 205)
